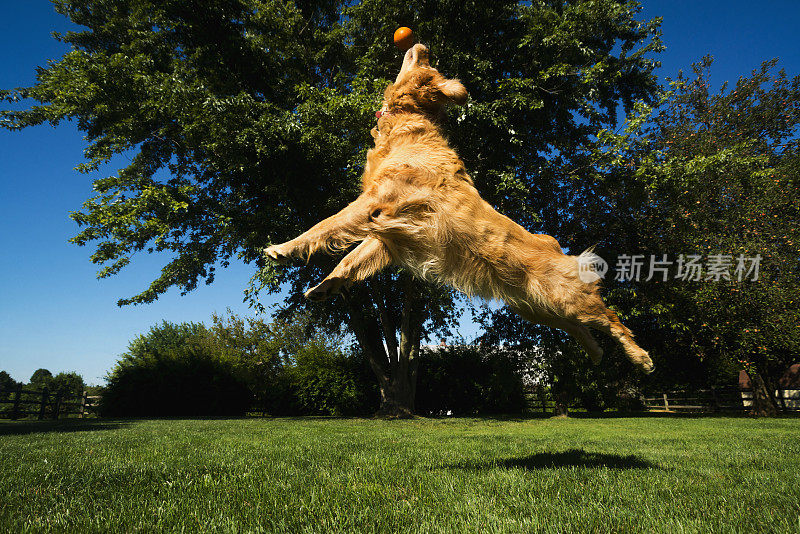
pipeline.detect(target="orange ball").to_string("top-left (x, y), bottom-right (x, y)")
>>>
top-left (393, 27), bottom-right (414, 51)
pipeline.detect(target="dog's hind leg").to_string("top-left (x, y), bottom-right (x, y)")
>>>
top-left (574, 302), bottom-right (654, 373)
top-left (512, 306), bottom-right (603, 365)
top-left (305, 237), bottom-right (393, 301)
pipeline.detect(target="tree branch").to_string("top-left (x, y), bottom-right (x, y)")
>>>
top-left (399, 273), bottom-right (424, 375)
top-left (374, 281), bottom-right (399, 366)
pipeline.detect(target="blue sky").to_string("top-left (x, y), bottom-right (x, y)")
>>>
top-left (2, 1), bottom-right (799, 384)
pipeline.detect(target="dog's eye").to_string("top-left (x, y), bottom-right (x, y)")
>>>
top-left (370, 208), bottom-right (382, 219)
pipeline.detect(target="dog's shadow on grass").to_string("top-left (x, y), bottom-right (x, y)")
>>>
top-left (447, 449), bottom-right (658, 471)
top-left (0, 420), bottom-right (129, 436)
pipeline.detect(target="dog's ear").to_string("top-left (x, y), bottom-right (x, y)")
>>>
top-left (437, 79), bottom-right (468, 106)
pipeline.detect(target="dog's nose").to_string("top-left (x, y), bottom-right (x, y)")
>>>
top-left (397, 43), bottom-right (430, 82)
top-left (406, 44), bottom-right (429, 65)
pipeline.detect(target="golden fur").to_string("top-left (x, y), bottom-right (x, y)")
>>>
top-left (265, 44), bottom-right (654, 373)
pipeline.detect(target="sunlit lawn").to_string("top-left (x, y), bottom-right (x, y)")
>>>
top-left (1, 416), bottom-right (799, 533)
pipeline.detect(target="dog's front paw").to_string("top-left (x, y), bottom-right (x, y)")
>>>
top-left (264, 243), bottom-right (294, 264)
top-left (304, 278), bottom-right (344, 302)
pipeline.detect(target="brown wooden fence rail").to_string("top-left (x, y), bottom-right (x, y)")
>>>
top-left (3, 386), bottom-right (795, 418)
top-left (644, 386), bottom-right (800, 413)
top-left (525, 392), bottom-right (556, 414)
top-left (0, 387), bottom-right (100, 420)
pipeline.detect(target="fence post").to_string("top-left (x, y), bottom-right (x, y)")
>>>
top-left (710, 386), bottom-right (719, 413)
top-left (79, 391), bottom-right (87, 419)
top-left (53, 392), bottom-right (62, 420)
top-left (777, 388), bottom-right (787, 413)
top-left (662, 393), bottom-right (670, 412)
top-left (38, 387), bottom-right (49, 420)
top-left (11, 386), bottom-right (22, 420)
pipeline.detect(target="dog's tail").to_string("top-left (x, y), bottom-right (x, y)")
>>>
top-left (577, 244), bottom-right (600, 262)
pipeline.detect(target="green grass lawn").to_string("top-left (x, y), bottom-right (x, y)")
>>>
top-left (1, 416), bottom-right (799, 533)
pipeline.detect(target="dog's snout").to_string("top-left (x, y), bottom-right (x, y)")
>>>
top-left (409, 44), bottom-right (429, 66)
top-left (397, 44), bottom-right (430, 82)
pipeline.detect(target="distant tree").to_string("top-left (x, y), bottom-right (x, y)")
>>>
top-left (0, 372), bottom-right (22, 404)
top-left (2, 0), bottom-right (662, 416)
top-left (50, 372), bottom-right (86, 397)
top-left (85, 384), bottom-right (104, 396)
top-left (29, 369), bottom-right (53, 390)
top-left (0, 371), bottom-right (19, 390)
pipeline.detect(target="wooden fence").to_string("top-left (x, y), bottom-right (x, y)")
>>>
top-left (0, 387), bottom-right (100, 420)
top-left (644, 386), bottom-right (800, 413)
top-left (525, 391), bottom-right (556, 414)
top-left (2, 387), bottom-right (795, 418)
top-left (525, 386), bottom-right (799, 415)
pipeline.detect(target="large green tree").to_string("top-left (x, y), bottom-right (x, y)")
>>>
top-left (602, 58), bottom-right (799, 415)
top-left (2, 0), bottom-right (662, 415)
top-left (485, 57), bottom-right (800, 415)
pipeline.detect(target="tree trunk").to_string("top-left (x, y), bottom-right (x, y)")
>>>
top-left (748, 368), bottom-right (779, 417)
top-left (553, 390), bottom-right (570, 417)
top-left (377, 370), bottom-right (417, 418)
top-left (551, 370), bottom-right (573, 417)
top-left (343, 274), bottom-right (424, 418)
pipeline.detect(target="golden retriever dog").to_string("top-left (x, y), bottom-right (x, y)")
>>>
top-left (265, 44), bottom-right (654, 373)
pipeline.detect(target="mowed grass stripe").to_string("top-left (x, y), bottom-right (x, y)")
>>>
top-left (0, 417), bottom-right (798, 533)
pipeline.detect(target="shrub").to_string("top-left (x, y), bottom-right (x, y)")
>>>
top-left (289, 343), bottom-right (378, 416)
top-left (100, 322), bottom-right (251, 417)
top-left (209, 313), bottom-right (302, 416)
top-left (415, 345), bottom-right (526, 416)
